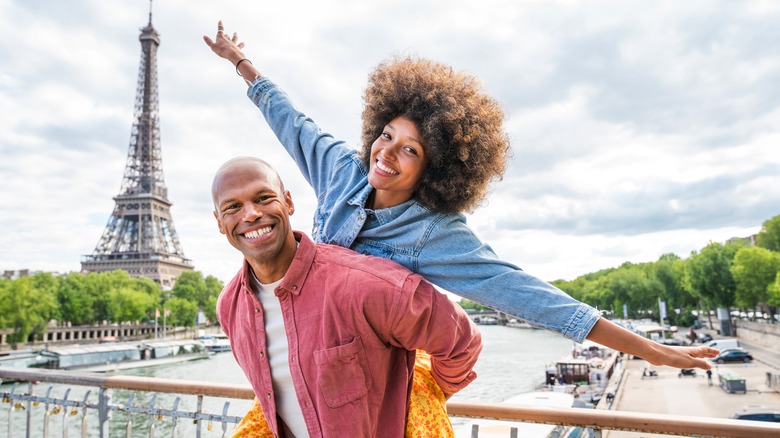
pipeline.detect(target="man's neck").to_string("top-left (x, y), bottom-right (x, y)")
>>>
top-left (247, 237), bottom-right (299, 284)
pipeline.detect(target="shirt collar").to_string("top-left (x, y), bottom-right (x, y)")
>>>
top-left (238, 231), bottom-right (314, 298)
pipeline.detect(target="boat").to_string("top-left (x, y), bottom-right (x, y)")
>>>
top-left (32, 340), bottom-right (211, 372)
top-left (197, 333), bottom-right (232, 353)
top-left (506, 318), bottom-right (540, 329)
top-left (454, 391), bottom-right (579, 438)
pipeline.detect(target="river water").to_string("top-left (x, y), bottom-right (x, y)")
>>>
top-left (2, 325), bottom-right (574, 436)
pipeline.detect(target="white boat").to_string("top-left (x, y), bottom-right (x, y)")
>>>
top-left (34, 340), bottom-right (211, 372)
top-left (454, 391), bottom-right (577, 438)
top-left (197, 333), bottom-right (232, 353)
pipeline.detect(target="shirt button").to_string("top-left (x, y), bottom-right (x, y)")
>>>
top-left (266, 393), bottom-right (271, 399)
top-left (255, 307), bottom-right (260, 313)
top-left (259, 351), bottom-right (264, 358)
top-left (292, 285), bottom-right (298, 290)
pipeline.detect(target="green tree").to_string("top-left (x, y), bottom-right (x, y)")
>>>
top-left (204, 295), bottom-right (219, 325)
top-left (165, 297), bottom-right (199, 327)
top-left (731, 246), bottom-right (780, 322)
top-left (82, 270), bottom-right (136, 322)
top-left (652, 254), bottom-right (696, 312)
top-left (172, 271), bottom-right (208, 307)
top-left (107, 287), bottom-right (157, 323)
top-left (57, 272), bottom-right (96, 325)
top-left (756, 215), bottom-right (780, 252)
top-left (683, 241), bottom-right (744, 308)
top-left (0, 277), bottom-right (59, 344)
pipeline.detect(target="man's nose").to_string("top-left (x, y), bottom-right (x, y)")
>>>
top-left (243, 204), bottom-right (264, 221)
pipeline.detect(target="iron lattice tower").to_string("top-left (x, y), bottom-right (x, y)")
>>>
top-left (82, 12), bottom-right (193, 288)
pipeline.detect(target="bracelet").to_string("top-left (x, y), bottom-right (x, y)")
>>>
top-left (235, 58), bottom-right (252, 76)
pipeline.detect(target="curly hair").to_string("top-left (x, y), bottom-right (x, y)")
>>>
top-left (360, 56), bottom-right (511, 214)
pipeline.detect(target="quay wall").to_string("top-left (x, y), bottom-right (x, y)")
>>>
top-left (0, 323), bottom-right (203, 352)
top-left (735, 320), bottom-right (780, 349)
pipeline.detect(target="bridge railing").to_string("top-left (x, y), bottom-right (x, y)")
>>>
top-left (2, 367), bottom-right (779, 438)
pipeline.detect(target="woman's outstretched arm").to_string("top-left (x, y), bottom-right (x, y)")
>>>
top-left (586, 318), bottom-right (719, 369)
top-left (203, 20), bottom-right (262, 85)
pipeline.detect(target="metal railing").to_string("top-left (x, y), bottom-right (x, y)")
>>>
top-left (2, 367), bottom-right (779, 438)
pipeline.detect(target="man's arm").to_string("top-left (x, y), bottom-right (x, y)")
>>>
top-left (586, 318), bottom-right (719, 369)
top-left (387, 277), bottom-right (483, 396)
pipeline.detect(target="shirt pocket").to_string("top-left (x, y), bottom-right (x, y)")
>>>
top-left (313, 336), bottom-right (373, 408)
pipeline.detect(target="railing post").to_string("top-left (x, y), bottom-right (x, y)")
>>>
top-left (98, 387), bottom-right (110, 438)
top-left (470, 423), bottom-right (479, 437)
top-left (6, 383), bottom-right (18, 438)
top-left (220, 402), bottom-right (231, 438)
top-left (80, 390), bottom-right (91, 438)
top-left (25, 381), bottom-right (33, 438)
top-left (42, 386), bottom-right (53, 438)
top-left (195, 395), bottom-right (203, 438)
top-left (125, 393), bottom-right (135, 438)
top-left (170, 397), bottom-right (181, 436)
top-left (148, 394), bottom-right (157, 438)
top-left (61, 388), bottom-right (71, 438)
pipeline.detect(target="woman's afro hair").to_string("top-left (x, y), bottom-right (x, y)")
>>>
top-left (360, 56), bottom-right (511, 214)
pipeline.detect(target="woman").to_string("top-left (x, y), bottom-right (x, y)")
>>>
top-left (204, 22), bottom-right (717, 437)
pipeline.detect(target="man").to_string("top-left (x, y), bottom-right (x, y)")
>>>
top-left (212, 157), bottom-right (482, 437)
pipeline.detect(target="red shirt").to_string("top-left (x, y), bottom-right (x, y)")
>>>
top-left (218, 232), bottom-right (482, 437)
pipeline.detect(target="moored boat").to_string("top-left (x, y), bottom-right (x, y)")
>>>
top-left (32, 339), bottom-right (210, 372)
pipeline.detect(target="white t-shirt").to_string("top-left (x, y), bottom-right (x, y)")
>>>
top-left (250, 273), bottom-right (307, 437)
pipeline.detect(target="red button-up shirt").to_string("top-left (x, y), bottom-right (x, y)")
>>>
top-left (218, 232), bottom-right (482, 437)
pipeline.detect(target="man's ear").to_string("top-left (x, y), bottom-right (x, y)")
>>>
top-left (213, 211), bottom-right (226, 235)
top-left (285, 191), bottom-right (295, 216)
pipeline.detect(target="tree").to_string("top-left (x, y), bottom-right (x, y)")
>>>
top-left (652, 254), bottom-right (696, 312)
top-left (731, 246), bottom-right (780, 322)
top-left (0, 277), bottom-right (59, 344)
top-left (107, 287), bottom-right (157, 323)
top-left (756, 215), bottom-right (780, 252)
top-left (57, 272), bottom-right (96, 325)
top-left (683, 241), bottom-right (745, 335)
top-left (172, 271), bottom-right (208, 307)
top-left (165, 297), bottom-right (199, 327)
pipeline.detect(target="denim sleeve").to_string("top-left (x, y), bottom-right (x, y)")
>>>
top-left (417, 214), bottom-right (601, 343)
top-left (247, 77), bottom-right (353, 197)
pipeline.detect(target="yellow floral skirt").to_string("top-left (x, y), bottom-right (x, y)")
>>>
top-left (231, 351), bottom-right (454, 437)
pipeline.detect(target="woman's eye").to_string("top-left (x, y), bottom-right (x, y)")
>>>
top-left (404, 146), bottom-right (419, 156)
top-left (382, 132), bottom-right (391, 140)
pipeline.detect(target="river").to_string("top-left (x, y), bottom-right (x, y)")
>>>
top-left (2, 325), bottom-right (574, 436)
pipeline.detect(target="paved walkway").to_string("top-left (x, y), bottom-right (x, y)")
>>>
top-left (603, 339), bottom-right (780, 437)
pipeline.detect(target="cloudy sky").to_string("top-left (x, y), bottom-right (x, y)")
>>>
top-left (1, 0), bottom-right (778, 285)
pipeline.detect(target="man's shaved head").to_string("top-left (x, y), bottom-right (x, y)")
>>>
top-left (211, 157), bottom-right (285, 209)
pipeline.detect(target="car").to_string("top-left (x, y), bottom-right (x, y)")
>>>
top-left (697, 333), bottom-right (713, 343)
top-left (730, 407), bottom-right (780, 423)
top-left (712, 348), bottom-right (753, 364)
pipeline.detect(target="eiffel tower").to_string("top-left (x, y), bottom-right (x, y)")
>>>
top-left (81, 10), bottom-right (193, 288)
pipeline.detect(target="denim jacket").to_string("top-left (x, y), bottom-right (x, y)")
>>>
top-left (248, 77), bottom-right (601, 342)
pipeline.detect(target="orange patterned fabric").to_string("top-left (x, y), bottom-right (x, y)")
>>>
top-left (231, 351), bottom-right (454, 437)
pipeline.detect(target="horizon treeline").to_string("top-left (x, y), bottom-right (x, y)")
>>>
top-left (0, 270), bottom-right (222, 345)
top-left (549, 214), bottom-right (780, 327)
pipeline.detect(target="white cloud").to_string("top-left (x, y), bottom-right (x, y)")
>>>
top-left (1, 0), bottom-right (778, 284)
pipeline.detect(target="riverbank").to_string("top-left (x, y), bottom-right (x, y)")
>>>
top-left (603, 344), bottom-right (780, 437)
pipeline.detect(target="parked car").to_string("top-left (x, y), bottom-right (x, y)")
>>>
top-left (730, 407), bottom-right (780, 422)
top-left (705, 338), bottom-right (740, 351)
top-left (697, 333), bottom-right (713, 343)
top-left (712, 348), bottom-right (753, 364)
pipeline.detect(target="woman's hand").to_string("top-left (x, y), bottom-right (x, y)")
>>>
top-left (203, 20), bottom-right (246, 65)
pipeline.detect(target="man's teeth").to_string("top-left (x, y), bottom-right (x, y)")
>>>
top-left (376, 160), bottom-right (398, 175)
top-left (244, 226), bottom-right (272, 238)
